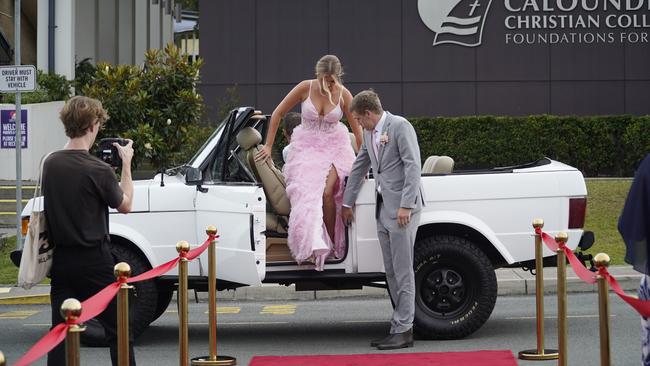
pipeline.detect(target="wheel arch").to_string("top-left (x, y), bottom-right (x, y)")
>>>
top-left (416, 213), bottom-right (511, 267)
top-left (109, 222), bottom-right (158, 269)
top-left (109, 234), bottom-right (152, 269)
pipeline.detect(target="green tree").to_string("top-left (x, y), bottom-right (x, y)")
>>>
top-left (84, 44), bottom-right (204, 169)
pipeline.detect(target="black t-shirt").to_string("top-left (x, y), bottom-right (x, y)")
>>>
top-left (42, 150), bottom-right (124, 248)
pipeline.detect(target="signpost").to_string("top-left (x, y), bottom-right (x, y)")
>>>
top-left (0, 0), bottom-right (37, 250)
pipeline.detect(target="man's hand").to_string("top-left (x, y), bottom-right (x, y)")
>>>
top-left (114, 139), bottom-right (134, 167)
top-left (254, 145), bottom-right (272, 162)
top-left (341, 206), bottom-right (354, 226)
top-left (397, 207), bottom-right (412, 228)
top-left (114, 139), bottom-right (134, 214)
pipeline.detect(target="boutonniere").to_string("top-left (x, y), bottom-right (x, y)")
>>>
top-left (379, 132), bottom-right (389, 146)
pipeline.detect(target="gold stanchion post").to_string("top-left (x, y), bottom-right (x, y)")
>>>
top-left (518, 218), bottom-right (559, 360)
top-left (595, 253), bottom-right (611, 366)
top-left (178, 241), bottom-right (190, 366)
top-left (61, 298), bottom-right (85, 366)
top-left (192, 226), bottom-right (237, 365)
top-left (555, 232), bottom-right (569, 366)
top-left (0, 350), bottom-right (5, 366)
top-left (115, 262), bottom-right (133, 366)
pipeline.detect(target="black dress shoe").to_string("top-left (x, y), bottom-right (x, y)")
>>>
top-left (376, 329), bottom-right (414, 350)
top-left (370, 334), bottom-right (392, 347)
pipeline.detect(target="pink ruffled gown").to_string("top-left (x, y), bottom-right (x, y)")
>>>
top-left (282, 81), bottom-right (356, 271)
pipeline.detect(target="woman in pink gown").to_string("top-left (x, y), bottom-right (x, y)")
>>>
top-left (255, 55), bottom-right (363, 271)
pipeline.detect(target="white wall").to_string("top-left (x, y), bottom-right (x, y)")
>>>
top-left (0, 102), bottom-right (67, 181)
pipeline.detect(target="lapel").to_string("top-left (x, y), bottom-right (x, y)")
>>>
top-left (377, 113), bottom-right (392, 169)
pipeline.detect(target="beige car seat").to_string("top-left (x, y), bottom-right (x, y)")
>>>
top-left (236, 127), bottom-right (291, 216)
top-left (422, 155), bottom-right (439, 173)
top-left (432, 156), bottom-right (455, 174)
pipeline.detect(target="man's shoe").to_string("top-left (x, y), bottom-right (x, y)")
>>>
top-left (370, 334), bottom-right (392, 347)
top-left (376, 329), bottom-right (414, 350)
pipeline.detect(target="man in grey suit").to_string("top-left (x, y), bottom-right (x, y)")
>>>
top-left (342, 90), bottom-right (423, 350)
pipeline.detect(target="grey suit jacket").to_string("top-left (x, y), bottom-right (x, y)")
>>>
top-left (343, 112), bottom-right (424, 219)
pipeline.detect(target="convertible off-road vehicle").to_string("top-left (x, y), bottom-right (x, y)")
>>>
top-left (18, 107), bottom-right (594, 343)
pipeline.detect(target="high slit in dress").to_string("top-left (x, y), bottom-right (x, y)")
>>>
top-left (282, 81), bottom-right (356, 271)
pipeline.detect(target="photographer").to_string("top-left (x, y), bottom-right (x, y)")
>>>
top-left (42, 96), bottom-right (136, 366)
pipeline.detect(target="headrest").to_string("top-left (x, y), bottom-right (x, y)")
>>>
top-left (237, 127), bottom-right (263, 150)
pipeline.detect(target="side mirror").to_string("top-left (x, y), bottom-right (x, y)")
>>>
top-left (185, 167), bottom-right (207, 193)
top-left (185, 167), bottom-right (203, 185)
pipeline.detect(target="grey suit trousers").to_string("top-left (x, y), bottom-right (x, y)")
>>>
top-left (376, 199), bottom-right (420, 334)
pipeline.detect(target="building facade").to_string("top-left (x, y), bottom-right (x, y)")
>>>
top-left (199, 0), bottom-right (650, 118)
top-left (38, 0), bottom-right (175, 80)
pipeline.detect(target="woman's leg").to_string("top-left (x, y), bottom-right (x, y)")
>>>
top-left (322, 165), bottom-right (339, 244)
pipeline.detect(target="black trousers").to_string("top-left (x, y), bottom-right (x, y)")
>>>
top-left (47, 244), bottom-right (136, 366)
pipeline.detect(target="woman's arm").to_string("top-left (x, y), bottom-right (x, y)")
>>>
top-left (342, 87), bottom-right (363, 151)
top-left (255, 80), bottom-right (308, 162)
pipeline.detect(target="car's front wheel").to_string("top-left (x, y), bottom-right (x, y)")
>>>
top-left (80, 242), bottom-right (158, 347)
top-left (413, 235), bottom-right (497, 340)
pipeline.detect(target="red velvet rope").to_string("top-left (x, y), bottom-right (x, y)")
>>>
top-left (536, 227), bottom-right (650, 317)
top-left (14, 234), bottom-right (217, 366)
top-left (601, 267), bottom-right (650, 318)
top-left (535, 227), bottom-right (597, 284)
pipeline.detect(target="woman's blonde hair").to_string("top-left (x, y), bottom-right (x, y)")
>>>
top-left (315, 55), bottom-right (344, 106)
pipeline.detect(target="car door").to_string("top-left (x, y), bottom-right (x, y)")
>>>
top-left (193, 108), bottom-right (266, 286)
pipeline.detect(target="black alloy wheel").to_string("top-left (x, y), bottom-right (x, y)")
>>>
top-left (413, 235), bottom-right (497, 340)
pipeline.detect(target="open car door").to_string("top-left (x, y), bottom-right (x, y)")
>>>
top-left (190, 108), bottom-right (266, 287)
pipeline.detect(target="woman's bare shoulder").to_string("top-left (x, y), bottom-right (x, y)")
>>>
top-left (293, 80), bottom-right (314, 94)
top-left (341, 85), bottom-right (353, 97)
top-left (340, 86), bottom-right (353, 104)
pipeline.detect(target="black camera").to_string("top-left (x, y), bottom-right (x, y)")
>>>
top-left (96, 138), bottom-right (127, 168)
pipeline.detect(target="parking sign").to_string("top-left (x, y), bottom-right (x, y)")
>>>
top-left (0, 65), bottom-right (36, 92)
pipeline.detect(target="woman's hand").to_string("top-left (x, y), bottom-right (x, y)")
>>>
top-left (254, 145), bottom-right (272, 162)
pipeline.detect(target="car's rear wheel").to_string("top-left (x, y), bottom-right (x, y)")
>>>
top-left (413, 235), bottom-right (497, 340)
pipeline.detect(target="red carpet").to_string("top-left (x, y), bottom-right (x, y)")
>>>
top-left (249, 350), bottom-right (518, 366)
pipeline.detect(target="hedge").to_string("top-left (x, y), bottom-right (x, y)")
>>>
top-left (409, 115), bottom-right (650, 177)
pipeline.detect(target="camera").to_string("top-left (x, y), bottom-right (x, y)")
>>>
top-left (96, 138), bottom-right (127, 168)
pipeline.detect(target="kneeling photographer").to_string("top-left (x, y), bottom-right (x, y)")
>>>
top-left (42, 96), bottom-right (136, 366)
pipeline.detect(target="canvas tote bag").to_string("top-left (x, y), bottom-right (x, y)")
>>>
top-left (18, 153), bottom-right (54, 289)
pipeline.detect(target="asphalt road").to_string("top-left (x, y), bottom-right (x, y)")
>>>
top-left (0, 293), bottom-right (642, 365)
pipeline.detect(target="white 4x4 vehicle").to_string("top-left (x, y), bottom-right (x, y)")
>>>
top-left (19, 107), bottom-right (594, 343)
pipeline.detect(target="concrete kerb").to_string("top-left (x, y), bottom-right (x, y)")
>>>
top-left (0, 266), bottom-right (642, 305)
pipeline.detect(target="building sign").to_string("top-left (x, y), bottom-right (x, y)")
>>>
top-left (0, 65), bottom-right (36, 92)
top-left (1, 110), bottom-right (28, 149)
top-left (504, 0), bottom-right (650, 45)
top-left (418, 0), bottom-right (650, 46)
top-left (418, 0), bottom-right (494, 46)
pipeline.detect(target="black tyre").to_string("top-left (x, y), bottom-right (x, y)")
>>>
top-left (413, 235), bottom-right (497, 340)
top-left (80, 243), bottom-right (158, 347)
top-left (151, 287), bottom-right (174, 322)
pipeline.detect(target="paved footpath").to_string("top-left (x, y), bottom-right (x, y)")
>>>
top-left (0, 265), bottom-right (643, 305)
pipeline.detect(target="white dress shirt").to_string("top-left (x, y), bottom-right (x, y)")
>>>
top-left (371, 111), bottom-right (387, 160)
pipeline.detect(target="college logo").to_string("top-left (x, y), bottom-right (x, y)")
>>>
top-left (418, 0), bottom-right (493, 47)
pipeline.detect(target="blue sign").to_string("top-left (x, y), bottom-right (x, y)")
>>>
top-left (1, 109), bottom-right (28, 149)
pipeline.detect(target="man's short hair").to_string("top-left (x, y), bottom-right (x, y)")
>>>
top-left (59, 96), bottom-right (109, 138)
top-left (283, 112), bottom-right (301, 137)
top-left (350, 89), bottom-right (383, 114)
